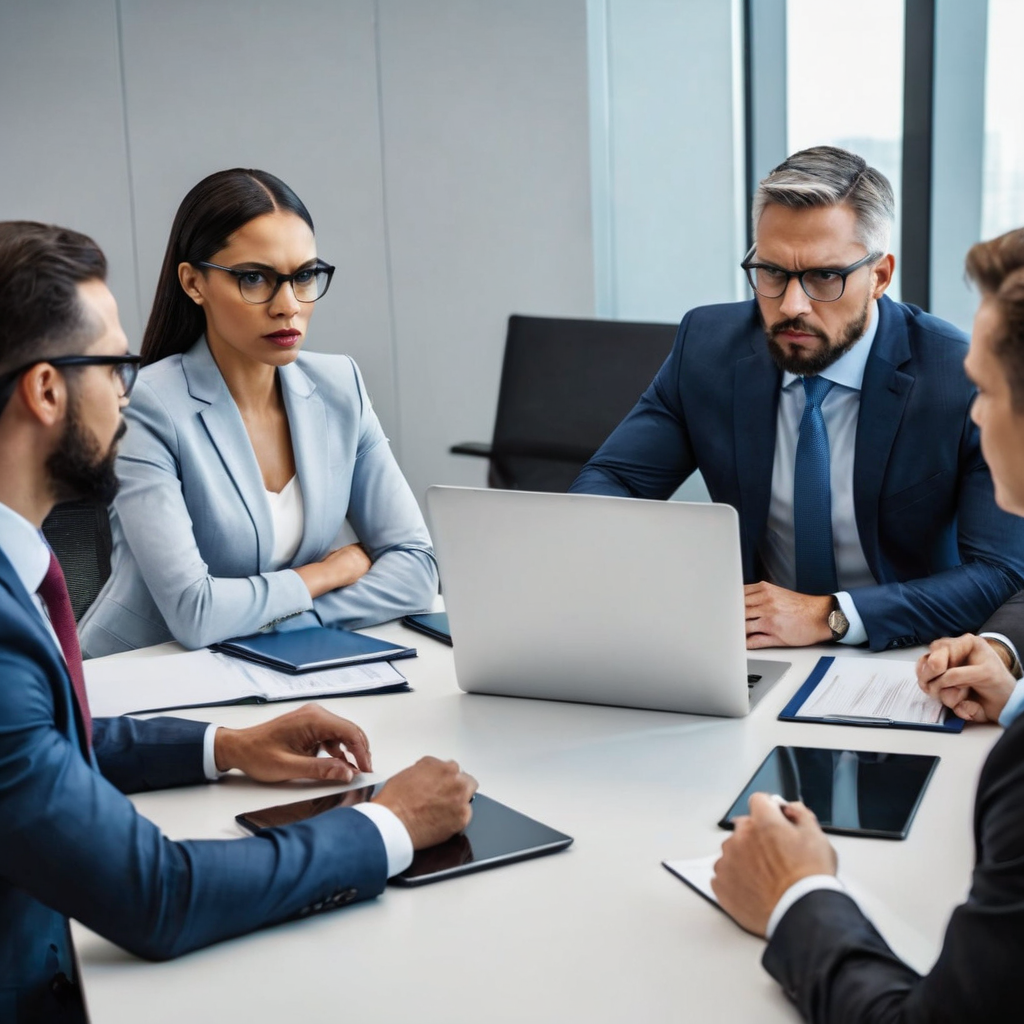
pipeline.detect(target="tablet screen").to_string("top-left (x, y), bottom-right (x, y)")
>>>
top-left (718, 746), bottom-right (939, 839)
top-left (236, 788), bottom-right (572, 884)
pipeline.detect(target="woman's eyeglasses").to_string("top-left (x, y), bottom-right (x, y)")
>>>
top-left (193, 260), bottom-right (335, 304)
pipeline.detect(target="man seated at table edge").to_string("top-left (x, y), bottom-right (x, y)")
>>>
top-left (0, 219), bottom-right (477, 1024)
top-left (570, 145), bottom-right (1024, 653)
top-left (711, 226), bottom-right (1024, 1023)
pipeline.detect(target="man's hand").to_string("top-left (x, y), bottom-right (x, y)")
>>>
top-left (711, 794), bottom-right (837, 936)
top-left (916, 634), bottom-right (1017, 723)
top-left (745, 582), bottom-right (834, 648)
top-left (372, 756), bottom-right (478, 850)
top-left (214, 704), bottom-right (372, 782)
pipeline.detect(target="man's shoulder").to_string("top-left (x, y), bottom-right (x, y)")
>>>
top-left (882, 296), bottom-right (969, 357)
top-left (673, 300), bottom-right (763, 359)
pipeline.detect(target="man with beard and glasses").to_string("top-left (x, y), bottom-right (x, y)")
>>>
top-left (709, 227), bottom-right (1024, 1024)
top-left (571, 146), bottom-right (1024, 652)
top-left (0, 221), bottom-right (476, 1024)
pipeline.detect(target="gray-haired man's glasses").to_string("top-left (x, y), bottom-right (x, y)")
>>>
top-left (741, 248), bottom-right (881, 302)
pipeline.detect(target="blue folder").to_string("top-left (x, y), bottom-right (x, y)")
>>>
top-left (212, 626), bottom-right (417, 674)
top-left (778, 655), bottom-right (964, 733)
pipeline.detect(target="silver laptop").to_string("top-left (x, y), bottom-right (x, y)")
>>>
top-left (426, 487), bottom-right (790, 717)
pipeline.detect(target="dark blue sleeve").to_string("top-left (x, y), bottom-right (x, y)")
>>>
top-left (0, 648), bottom-right (388, 962)
top-left (850, 411), bottom-right (1024, 651)
top-left (93, 715), bottom-right (209, 793)
top-left (570, 313), bottom-right (698, 498)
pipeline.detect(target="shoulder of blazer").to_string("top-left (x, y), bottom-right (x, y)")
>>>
top-left (676, 299), bottom-right (765, 361)
top-left (284, 352), bottom-right (364, 408)
top-left (873, 294), bottom-right (969, 371)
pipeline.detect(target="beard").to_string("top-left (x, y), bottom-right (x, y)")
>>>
top-left (46, 395), bottom-right (126, 506)
top-left (764, 294), bottom-right (871, 375)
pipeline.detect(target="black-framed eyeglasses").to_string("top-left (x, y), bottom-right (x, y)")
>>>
top-left (194, 260), bottom-right (335, 304)
top-left (0, 354), bottom-right (142, 412)
top-left (741, 247), bottom-right (882, 302)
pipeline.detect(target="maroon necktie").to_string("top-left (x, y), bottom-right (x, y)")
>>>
top-left (37, 550), bottom-right (93, 750)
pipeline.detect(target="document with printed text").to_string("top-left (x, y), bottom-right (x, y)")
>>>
top-left (777, 656), bottom-right (961, 731)
top-left (84, 647), bottom-right (408, 718)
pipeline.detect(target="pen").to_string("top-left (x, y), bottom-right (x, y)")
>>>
top-left (822, 714), bottom-right (894, 724)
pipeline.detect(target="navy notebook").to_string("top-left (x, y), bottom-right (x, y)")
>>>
top-left (212, 626), bottom-right (417, 674)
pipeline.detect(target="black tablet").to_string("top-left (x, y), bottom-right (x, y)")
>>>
top-left (236, 787), bottom-right (572, 885)
top-left (718, 745), bottom-right (939, 840)
top-left (401, 612), bottom-right (453, 646)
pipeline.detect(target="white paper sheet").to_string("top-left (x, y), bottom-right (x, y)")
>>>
top-left (795, 658), bottom-right (944, 725)
top-left (663, 852), bottom-right (937, 974)
top-left (84, 647), bottom-right (406, 717)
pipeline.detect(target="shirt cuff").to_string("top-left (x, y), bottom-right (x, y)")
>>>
top-left (351, 802), bottom-right (415, 877)
top-left (202, 725), bottom-right (224, 781)
top-left (998, 679), bottom-right (1024, 728)
top-left (834, 592), bottom-right (868, 646)
top-left (766, 874), bottom-right (845, 939)
top-left (981, 631), bottom-right (1023, 678)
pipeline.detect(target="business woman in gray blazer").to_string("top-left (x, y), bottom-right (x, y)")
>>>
top-left (80, 169), bottom-right (437, 656)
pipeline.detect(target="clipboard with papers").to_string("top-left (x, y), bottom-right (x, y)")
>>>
top-left (778, 655), bottom-right (964, 733)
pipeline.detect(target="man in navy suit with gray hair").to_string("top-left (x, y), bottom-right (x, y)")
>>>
top-left (572, 146), bottom-right (1024, 653)
top-left (0, 220), bottom-right (476, 1022)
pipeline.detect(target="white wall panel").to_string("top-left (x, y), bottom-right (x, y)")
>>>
top-left (117, 0), bottom-right (399, 435)
top-left (0, 1), bottom-right (141, 344)
top-left (376, 0), bottom-right (595, 503)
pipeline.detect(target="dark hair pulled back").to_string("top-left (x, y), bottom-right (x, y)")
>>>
top-left (141, 169), bottom-right (314, 366)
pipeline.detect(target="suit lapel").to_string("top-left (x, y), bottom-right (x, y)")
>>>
top-left (183, 340), bottom-right (273, 569)
top-left (280, 361), bottom-right (330, 563)
top-left (733, 340), bottom-right (781, 578)
top-left (854, 296), bottom-right (914, 581)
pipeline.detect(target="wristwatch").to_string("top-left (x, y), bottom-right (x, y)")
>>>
top-left (827, 597), bottom-right (849, 642)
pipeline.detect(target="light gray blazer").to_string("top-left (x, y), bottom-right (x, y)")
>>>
top-left (79, 338), bottom-right (437, 657)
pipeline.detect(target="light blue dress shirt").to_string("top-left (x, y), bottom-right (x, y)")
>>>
top-left (761, 304), bottom-right (880, 644)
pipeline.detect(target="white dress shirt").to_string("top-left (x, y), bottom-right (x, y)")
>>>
top-left (760, 304), bottom-right (880, 645)
top-left (0, 500), bottom-right (413, 876)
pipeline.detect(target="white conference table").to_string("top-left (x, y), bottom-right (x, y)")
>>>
top-left (73, 624), bottom-right (999, 1023)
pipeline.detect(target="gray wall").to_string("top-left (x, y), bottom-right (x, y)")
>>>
top-left (0, 0), bottom-right (594, 504)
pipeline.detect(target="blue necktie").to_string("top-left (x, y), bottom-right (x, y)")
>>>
top-left (794, 375), bottom-right (838, 595)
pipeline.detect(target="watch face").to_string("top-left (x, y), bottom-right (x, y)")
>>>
top-left (828, 609), bottom-right (849, 638)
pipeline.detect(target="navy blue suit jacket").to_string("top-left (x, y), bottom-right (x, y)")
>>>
top-left (571, 296), bottom-right (1024, 650)
top-left (0, 551), bottom-right (388, 1024)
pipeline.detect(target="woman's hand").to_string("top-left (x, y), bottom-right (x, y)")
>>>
top-left (295, 543), bottom-right (372, 598)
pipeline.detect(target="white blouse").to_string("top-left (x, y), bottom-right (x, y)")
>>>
top-left (265, 475), bottom-right (305, 570)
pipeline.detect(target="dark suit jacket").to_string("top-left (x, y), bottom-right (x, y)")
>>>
top-left (570, 295), bottom-right (1024, 650)
top-left (763, 710), bottom-right (1024, 1022)
top-left (982, 589), bottom-right (1024, 657)
top-left (0, 551), bottom-right (388, 1024)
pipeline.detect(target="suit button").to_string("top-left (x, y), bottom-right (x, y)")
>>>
top-left (332, 888), bottom-right (357, 906)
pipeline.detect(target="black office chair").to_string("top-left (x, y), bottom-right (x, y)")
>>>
top-left (451, 314), bottom-right (677, 491)
top-left (41, 500), bottom-right (113, 621)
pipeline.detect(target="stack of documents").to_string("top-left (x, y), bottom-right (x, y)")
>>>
top-left (84, 647), bottom-right (409, 718)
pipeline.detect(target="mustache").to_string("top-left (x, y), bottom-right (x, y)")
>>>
top-left (767, 317), bottom-right (828, 342)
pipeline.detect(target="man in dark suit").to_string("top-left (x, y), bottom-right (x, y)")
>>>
top-left (710, 227), bottom-right (1024, 1022)
top-left (571, 147), bottom-right (1024, 652)
top-left (0, 221), bottom-right (476, 1023)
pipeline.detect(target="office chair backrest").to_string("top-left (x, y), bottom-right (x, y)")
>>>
top-left (488, 314), bottom-right (677, 491)
top-left (41, 501), bottom-right (113, 622)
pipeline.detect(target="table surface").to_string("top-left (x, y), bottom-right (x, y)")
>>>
top-left (73, 623), bottom-right (998, 1024)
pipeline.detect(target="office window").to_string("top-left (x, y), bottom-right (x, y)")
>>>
top-left (785, 0), bottom-right (905, 294)
top-left (981, 0), bottom-right (1024, 240)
